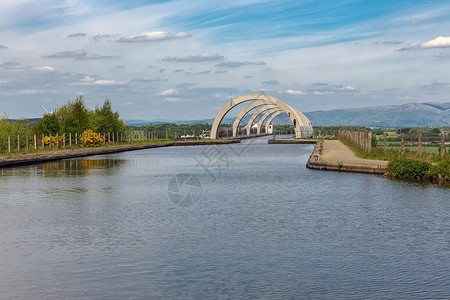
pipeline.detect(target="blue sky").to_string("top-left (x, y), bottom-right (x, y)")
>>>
top-left (0, 0), bottom-right (449, 120)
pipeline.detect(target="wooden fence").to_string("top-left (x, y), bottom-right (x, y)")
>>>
top-left (338, 130), bottom-right (372, 154)
top-left (339, 130), bottom-right (448, 159)
top-left (0, 130), bottom-right (211, 154)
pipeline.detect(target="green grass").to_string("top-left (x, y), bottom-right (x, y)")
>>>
top-left (340, 138), bottom-right (450, 182)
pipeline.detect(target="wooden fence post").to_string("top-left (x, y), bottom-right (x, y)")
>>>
top-left (26, 135), bottom-right (29, 150)
top-left (418, 132), bottom-right (422, 156)
top-left (34, 134), bottom-right (36, 150)
top-left (401, 133), bottom-right (404, 155)
top-left (166, 130), bottom-right (168, 140)
top-left (441, 132), bottom-right (445, 159)
top-left (75, 133), bottom-right (78, 145)
top-left (383, 132), bottom-right (387, 155)
top-left (42, 134), bottom-right (44, 149)
top-left (56, 134), bottom-right (59, 148)
top-left (8, 135), bottom-right (11, 153)
top-left (69, 133), bottom-right (72, 147)
top-left (367, 132), bottom-right (372, 154)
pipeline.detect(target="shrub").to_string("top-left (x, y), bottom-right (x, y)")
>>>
top-left (388, 158), bottom-right (431, 178)
top-left (78, 129), bottom-right (104, 147)
top-left (44, 135), bottom-right (64, 146)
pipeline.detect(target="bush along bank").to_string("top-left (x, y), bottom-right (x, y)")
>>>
top-left (387, 158), bottom-right (450, 183)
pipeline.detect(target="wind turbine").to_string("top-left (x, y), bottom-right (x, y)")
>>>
top-left (42, 105), bottom-right (53, 114)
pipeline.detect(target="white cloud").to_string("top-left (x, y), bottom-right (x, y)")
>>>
top-left (125, 101), bottom-right (133, 106)
top-left (420, 36), bottom-right (450, 48)
top-left (93, 80), bottom-right (126, 86)
top-left (159, 88), bottom-right (179, 96)
top-left (80, 76), bottom-right (95, 82)
top-left (163, 97), bottom-right (185, 102)
top-left (162, 53), bottom-right (224, 62)
top-left (286, 89), bottom-right (307, 95)
top-left (32, 66), bottom-right (55, 72)
top-left (313, 91), bottom-right (334, 95)
top-left (75, 79), bottom-right (126, 86)
top-left (338, 86), bottom-right (356, 91)
top-left (398, 36), bottom-right (450, 51)
top-left (117, 31), bottom-right (192, 42)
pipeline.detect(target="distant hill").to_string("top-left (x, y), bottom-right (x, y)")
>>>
top-left (304, 102), bottom-right (449, 127)
top-left (127, 101), bottom-right (450, 127)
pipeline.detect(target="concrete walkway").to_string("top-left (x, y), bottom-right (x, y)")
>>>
top-left (307, 140), bottom-right (388, 174)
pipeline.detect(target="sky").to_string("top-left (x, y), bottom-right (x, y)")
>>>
top-left (0, 0), bottom-right (450, 120)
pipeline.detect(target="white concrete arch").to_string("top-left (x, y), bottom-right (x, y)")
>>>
top-left (210, 93), bottom-right (313, 139)
top-left (256, 108), bottom-right (284, 134)
top-left (232, 100), bottom-right (274, 137)
top-left (265, 110), bottom-right (285, 133)
top-left (245, 105), bottom-right (280, 135)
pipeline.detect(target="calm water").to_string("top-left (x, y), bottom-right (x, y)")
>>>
top-left (0, 137), bottom-right (448, 299)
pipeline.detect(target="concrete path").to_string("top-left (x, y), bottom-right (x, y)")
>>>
top-left (321, 140), bottom-right (388, 167)
top-left (307, 140), bottom-right (388, 174)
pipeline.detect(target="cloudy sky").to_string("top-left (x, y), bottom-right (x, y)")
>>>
top-left (0, 0), bottom-right (449, 120)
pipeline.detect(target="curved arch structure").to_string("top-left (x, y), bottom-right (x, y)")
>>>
top-left (257, 107), bottom-right (283, 134)
top-left (210, 94), bottom-right (313, 139)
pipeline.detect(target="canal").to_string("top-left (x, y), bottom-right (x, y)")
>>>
top-left (0, 136), bottom-right (448, 299)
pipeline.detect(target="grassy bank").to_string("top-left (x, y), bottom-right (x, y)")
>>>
top-left (340, 138), bottom-right (450, 183)
top-left (386, 158), bottom-right (450, 182)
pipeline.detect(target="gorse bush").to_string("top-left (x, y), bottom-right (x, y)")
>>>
top-left (78, 129), bottom-right (103, 147)
top-left (44, 135), bottom-right (64, 146)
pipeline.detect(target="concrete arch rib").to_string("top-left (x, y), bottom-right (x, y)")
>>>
top-left (265, 110), bottom-right (285, 133)
top-left (246, 105), bottom-right (280, 135)
top-left (232, 100), bottom-right (274, 137)
top-left (257, 108), bottom-right (283, 134)
top-left (210, 94), bottom-right (312, 139)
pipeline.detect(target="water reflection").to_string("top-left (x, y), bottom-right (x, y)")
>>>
top-left (0, 158), bottom-right (128, 178)
top-left (0, 139), bottom-right (448, 299)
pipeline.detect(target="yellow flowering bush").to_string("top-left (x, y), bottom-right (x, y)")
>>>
top-left (44, 135), bottom-right (64, 146)
top-left (78, 129), bottom-right (104, 147)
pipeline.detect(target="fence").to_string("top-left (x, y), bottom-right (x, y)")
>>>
top-left (338, 130), bottom-right (372, 154)
top-left (339, 130), bottom-right (448, 159)
top-left (0, 130), bottom-right (213, 155)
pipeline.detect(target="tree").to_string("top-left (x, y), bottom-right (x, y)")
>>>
top-left (93, 99), bottom-right (125, 133)
top-left (36, 113), bottom-right (60, 135)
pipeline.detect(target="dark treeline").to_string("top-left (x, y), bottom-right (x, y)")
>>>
top-left (140, 123), bottom-right (212, 139)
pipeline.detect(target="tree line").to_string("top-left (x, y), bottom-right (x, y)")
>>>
top-left (0, 96), bottom-right (125, 150)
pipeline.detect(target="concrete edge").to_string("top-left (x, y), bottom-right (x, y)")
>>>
top-left (306, 160), bottom-right (387, 175)
top-left (268, 139), bottom-right (317, 144)
top-left (306, 141), bottom-right (388, 175)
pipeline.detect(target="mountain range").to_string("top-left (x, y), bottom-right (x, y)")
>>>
top-left (126, 101), bottom-right (450, 127)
